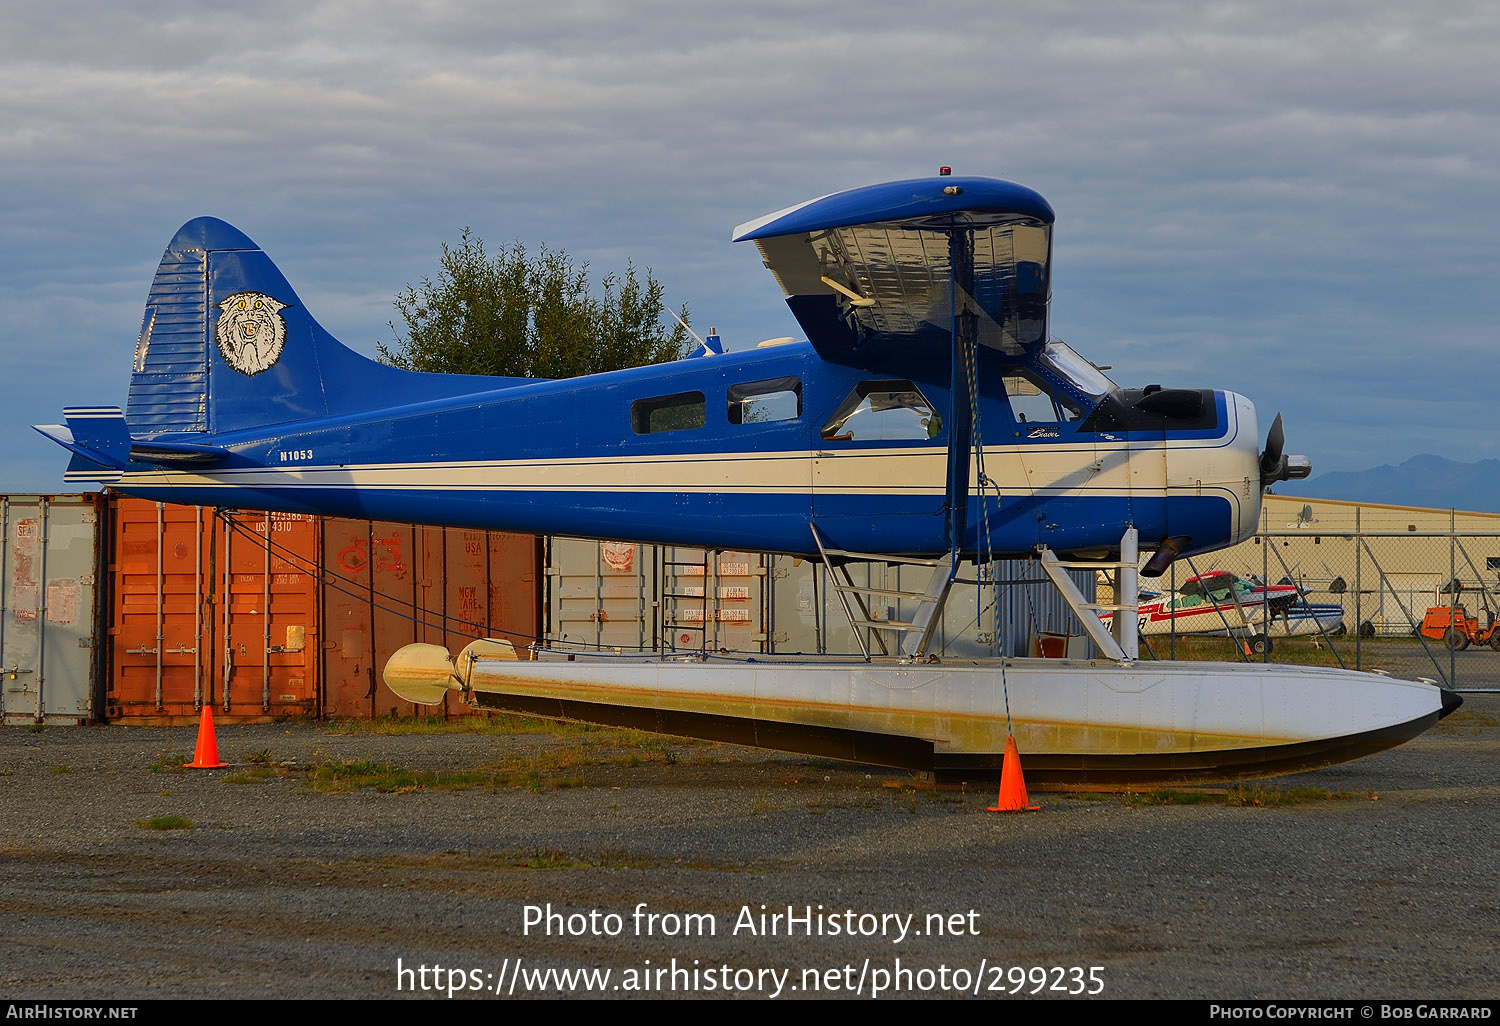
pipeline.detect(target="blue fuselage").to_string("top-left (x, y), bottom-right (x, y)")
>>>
top-left (112, 340), bottom-right (1259, 559)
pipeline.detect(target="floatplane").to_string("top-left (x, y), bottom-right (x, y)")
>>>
top-left (37, 170), bottom-right (1458, 783)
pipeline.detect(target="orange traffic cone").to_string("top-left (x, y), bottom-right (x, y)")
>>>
top-left (986, 736), bottom-right (1039, 813)
top-left (184, 704), bottom-right (226, 769)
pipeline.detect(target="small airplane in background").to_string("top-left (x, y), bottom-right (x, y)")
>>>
top-left (38, 169), bottom-right (1457, 784)
top-left (1099, 570), bottom-right (1346, 653)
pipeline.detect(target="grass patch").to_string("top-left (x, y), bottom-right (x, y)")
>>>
top-left (27, 724), bottom-right (46, 734)
top-left (148, 754), bottom-right (190, 774)
top-left (48, 765), bottom-right (70, 774)
top-left (136, 815), bottom-right (193, 830)
top-left (1436, 709), bottom-right (1499, 736)
top-left (1121, 785), bottom-right (1356, 807)
top-left (304, 737), bottom-right (713, 795)
top-left (324, 713), bottom-right (603, 737)
top-left (225, 767), bottom-right (280, 785)
top-left (376, 844), bottom-right (728, 874)
top-left (1124, 788), bottom-right (1218, 806)
top-left (323, 714), bottom-right (708, 754)
top-left (308, 760), bottom-right (491, 794)
top-left (1139, 636), bottom-right (1347, 668)
top-left (498, 846), bottom-right (658, 870)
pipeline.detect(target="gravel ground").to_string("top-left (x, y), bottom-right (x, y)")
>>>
top-left (1, 697), bottom-right (1497, 1001)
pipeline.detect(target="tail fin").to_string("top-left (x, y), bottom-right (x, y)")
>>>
top-left (125, 217), bottom-right (520, 440)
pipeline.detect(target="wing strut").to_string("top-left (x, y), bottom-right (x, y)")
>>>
top-left (809, 526), bottom-right (957, 660)
top-left (1036, 527), bottom-right (1141, 664)
top-left (944, 226), bottom-right (975, 556)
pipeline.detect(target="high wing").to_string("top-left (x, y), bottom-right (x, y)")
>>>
top-left (733, 174), bottom-right (1054, 371)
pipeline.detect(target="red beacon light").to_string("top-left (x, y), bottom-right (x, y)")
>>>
top-left (938, 166), bottom-right (952, 176)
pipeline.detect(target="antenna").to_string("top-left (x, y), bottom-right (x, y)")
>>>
top-left (663, 305), bottom-right (707, 349)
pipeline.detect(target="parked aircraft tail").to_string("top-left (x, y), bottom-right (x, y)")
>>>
top-left (122, 216), bottom-right (530, 442)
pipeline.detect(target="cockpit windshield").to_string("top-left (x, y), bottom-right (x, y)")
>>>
top-left (1038, 340), bottom-right (1115, 399)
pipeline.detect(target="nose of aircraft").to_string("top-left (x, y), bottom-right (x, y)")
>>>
top-left (1140, 391), bottom-right (1314, 573)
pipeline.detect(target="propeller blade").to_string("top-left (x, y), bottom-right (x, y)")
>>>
top-left (1260, 412), bottom-right (1285, 477)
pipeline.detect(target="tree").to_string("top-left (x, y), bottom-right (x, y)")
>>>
top-left (376, 228), bottom-right (692, 378)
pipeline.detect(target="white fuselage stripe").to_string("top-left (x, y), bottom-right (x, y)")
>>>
top-left (116, 440), bottom-right (1253, 502)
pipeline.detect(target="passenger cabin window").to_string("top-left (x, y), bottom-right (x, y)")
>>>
top-left (821, 380), bottom-right (942, 442)
top-left (631, 391), bottom-right (706, 434)
top-left (1002, 372), bottom-right (1083, 424)
top-left (728, 377), bottom-right (801, 425)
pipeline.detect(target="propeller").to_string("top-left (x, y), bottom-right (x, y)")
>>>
top-left (1259, 412), bottom-right (1311, 488)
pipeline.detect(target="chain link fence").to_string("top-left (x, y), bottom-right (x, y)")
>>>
top-left (1119, 520), bottom-right (1500, 692)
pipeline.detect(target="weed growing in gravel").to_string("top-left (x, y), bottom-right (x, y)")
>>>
top-left (148, 754), bottom-right (189, 774)
top-left (27, 724), bottom-right (45, 734)
top-left (321, 714), bottom-right (709, 758)
top-left (245, 748), bottom-right (275, 765)
top-left (371, 845), bottom-right (770, 875)
top-left (1121, 785), bottom-right (1355, 807)
top-left (1124, 789), bottom-right (1216, 806)
top-left (49, 765), bottom-right (70, 774)
top-left (309, 760), bottom-right (490, 794)
top-left (1436, 710), bottom-right (1498, 736)
top-left (323, 714), bottom-right (596, 736)
top-left (1224, 785), bottom-right (1351, 807)
top-left (303, 741), bottom-right (705, 795)
top-left (522, 848), bottom-right (589, 870)
top-left (136, 815), bottom-right (193, 830)
top-left (1137, 636), bottom-right (1347, 668)
top-left (389, 846), bottom-right (665, 872)
top-left (225, 767), bottom-right (280, 784)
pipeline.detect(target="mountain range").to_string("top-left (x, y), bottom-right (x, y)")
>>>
top-left (1277, 454), bottom-right (1500, 513)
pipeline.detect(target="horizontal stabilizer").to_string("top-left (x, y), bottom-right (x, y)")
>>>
top-left (36, 407), bottom-right (233, 483)
top-left (61, 449), bottom-right (124, 484)
top-left (36, 407), bottom-right (132, 483)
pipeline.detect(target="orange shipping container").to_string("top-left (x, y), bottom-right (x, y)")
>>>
top-left (109, 499), bottom-right (319, 720)
top-left (106, 495), bottom-right (540, 722)
top-left (320, 520), bottom-right (540, 719)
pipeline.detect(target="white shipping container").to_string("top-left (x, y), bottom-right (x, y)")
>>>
top-left (1, 495), bottom-right (103, 724)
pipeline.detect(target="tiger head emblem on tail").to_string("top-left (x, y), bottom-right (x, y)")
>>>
top-left (215, 291), bottom-right (291, 376)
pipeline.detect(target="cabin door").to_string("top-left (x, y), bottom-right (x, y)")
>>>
top-left (810, 379), bottom-right (948, 554)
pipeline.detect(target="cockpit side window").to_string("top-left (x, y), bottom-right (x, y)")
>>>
top-left (1002, 371), bottom-right (1083, 424)
top-left (821, 380), bottom-right (942, 442)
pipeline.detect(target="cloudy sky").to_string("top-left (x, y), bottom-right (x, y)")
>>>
top-left (2, 1), bottom-right (1495, 490)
